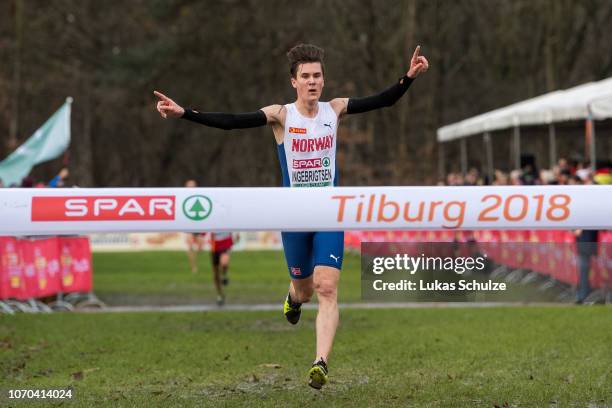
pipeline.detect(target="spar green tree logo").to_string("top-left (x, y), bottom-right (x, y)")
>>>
top-left (182, 195), bottom-right (212, 221)
top-left (322, 157), bottom-right (330, 167)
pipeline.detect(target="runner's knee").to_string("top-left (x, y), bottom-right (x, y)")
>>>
top-left (220, 253), bottom-right (230, 265)
top-left (313, 276), bottom-right (337, 300)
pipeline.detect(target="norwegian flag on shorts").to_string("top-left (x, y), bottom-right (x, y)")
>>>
top-left (291, 267), bottom-right (301, 276)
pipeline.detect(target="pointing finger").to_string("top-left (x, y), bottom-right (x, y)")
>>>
top-left (153, 90), bottom-right (171, 102)
top-left (412, 45), bottom-right (421, 61)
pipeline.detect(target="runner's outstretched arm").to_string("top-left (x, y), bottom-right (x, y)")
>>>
top-left (153, 91), bottom-right (283, 129)
top-left (330, 45), bottom-right (429, 117)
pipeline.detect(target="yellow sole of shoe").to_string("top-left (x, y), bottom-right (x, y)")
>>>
top-left (308, 366), bottom-right (327, 389)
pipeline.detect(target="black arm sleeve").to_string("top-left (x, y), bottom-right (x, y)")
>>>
top-left (181, 109), bottom-right (267, 130)
top-left (346, 76), bottom-right (414, 114)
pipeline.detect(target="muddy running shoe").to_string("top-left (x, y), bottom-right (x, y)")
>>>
top-left (308, 358), bottom-right (328, 389)
top-left (283, 293), bottom-right (301, 325)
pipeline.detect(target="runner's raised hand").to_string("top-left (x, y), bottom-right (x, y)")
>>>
top-left (407, 45), bottom-right (429, 78)
top-left (154, 90), bottom-right (185, 119)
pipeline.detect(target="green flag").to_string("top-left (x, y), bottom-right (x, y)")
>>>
top-left (0, 98), bottom-right (72, 186)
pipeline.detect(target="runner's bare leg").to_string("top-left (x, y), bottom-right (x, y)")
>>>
top-left (312, 265), bottom-right (339, 362)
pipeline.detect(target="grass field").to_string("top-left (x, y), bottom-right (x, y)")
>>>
top-left (92, 251), bottom-right (560, 306)
top-left (1, 251), bottom-right (611, 407)
top-left (91, 250), bottom-right (363, 305)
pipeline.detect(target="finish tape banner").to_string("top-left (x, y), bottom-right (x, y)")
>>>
top-left (0, 186), bottom-right (610, 235)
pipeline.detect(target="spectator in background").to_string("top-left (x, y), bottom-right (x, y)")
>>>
top-left (464, 168), bottom-right (481, 185)
top-left (570, 174), bottom-right (599, 303)
top-left (446, 172), bottom-right (465, 186)
top-left (551, 158), bottom-right (572, 184)
top-left (557, 158), bottom-right (569, 172)
top-left (21, 176), bottom-right (34, 188)
top-left (520, 164), bottom-right (537, 185)
top-left (493, 169), bottom-right (509, 185)
top-left (539, 169), bottom-right (555, 185)
top-left (510, 169), bottom-right (522, 185)
top-left (575, 162), bottom-right (591, 182)
top-left (445, 172), bottom-right (456, 186)
top-left (0, 178), bottom-right (4, 188)
top-left (574, 228), bottom-right (599, 304)
top-left (49, 168), bottom-right (69, 187)
top-left (557, 168), bottom-right (571, 185)
top-left (443, 157), bottom-right (608, 188)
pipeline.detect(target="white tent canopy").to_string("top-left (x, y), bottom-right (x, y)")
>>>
top-left (437, 77), bottom-right (612, 142)
top-left (590, 93), bottom-right (612, 119)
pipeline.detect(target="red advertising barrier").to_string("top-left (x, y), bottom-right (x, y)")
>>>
top-left (20, 238), bottom-right (62, 298)
top-left (59, 237), bottom-right (93, 293)
top-left (593, 231), bottom-right (612, 288)
top-left (0, 237), bottom-right (93, 301)
top-left (0, 237), bottom-right (27, 301)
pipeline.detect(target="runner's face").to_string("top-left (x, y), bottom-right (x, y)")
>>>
top-left (291, 62), bottom-right (324, 103)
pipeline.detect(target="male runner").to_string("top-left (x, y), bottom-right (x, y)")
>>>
top-left (184, 179), bottom-right (206, 274)
top-left (209, 232), bottom-right (236, 306)
top-left (154, 44), bottom-right (428, 389)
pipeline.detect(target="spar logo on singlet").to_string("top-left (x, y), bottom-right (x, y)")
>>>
top-left (289, 127), bottom-right (307, 134)
top-left (182, 195), bottom-right (213, 221)
top-left (291, 156), bottom-right (332, 186)
top-left (292, 156), bottom-right (331, 169)
top-left (291, 135), bottom-right (333, 152)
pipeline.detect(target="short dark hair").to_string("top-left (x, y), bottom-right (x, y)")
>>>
top-left (287, 44), bottom-right (325, 78)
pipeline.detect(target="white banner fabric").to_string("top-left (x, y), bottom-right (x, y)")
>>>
top-left (0, 186), bottom-right (610, 235)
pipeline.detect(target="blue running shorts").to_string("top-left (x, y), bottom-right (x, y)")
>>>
top-left (281, 231), bottom-right (344, 279)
